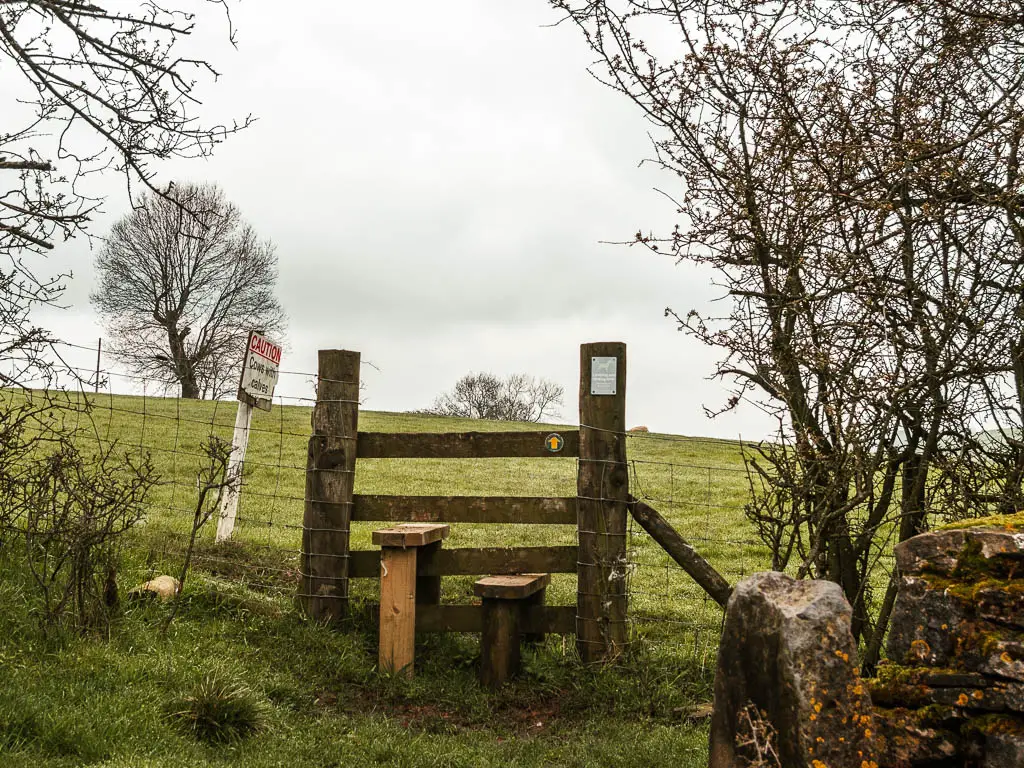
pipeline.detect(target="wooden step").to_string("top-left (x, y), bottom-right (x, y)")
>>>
top-left (474, 573), bottom-right (551, 600)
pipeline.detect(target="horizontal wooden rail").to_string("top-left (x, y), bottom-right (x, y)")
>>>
top-left (349, 545), bottom-right (578, 578)
top-left (351, 495), bottom-right (577, 524)
top-left (356, 430), bottom-right (579, 459)
top-left (365, 604), bottom-right (577, 634)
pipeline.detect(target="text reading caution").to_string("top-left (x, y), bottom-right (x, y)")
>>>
top-left (546, 433), bottom-right (564, 452)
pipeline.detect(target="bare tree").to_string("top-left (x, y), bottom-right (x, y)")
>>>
top-left (1, 0), bottom-right (249, 389)
top-left (551, 0), bottom-right (1024, 664)
top-left (424, 372), bottom-right (564, 422)
top-left (91, 182), bottom-right (286, 399)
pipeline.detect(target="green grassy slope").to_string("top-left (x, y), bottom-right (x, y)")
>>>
top-left (0, 393), bottom-right (766, 768)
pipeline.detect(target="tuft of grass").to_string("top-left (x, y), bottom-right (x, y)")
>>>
top-left (166, 673), bottom-right (267, 744)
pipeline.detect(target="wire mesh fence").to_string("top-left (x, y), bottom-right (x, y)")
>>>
top-left (621, 430), bottom-right (768, 670)
top-left (3, 339), bottom-right (774, 671)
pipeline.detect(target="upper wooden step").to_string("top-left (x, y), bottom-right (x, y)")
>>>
top-left (372, 523), bottom-right (450, 548)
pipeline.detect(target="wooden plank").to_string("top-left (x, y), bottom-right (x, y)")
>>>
top-left (371, 523), bottom-right (450, 548)
top-left (299, 350), bottom-right (359, 624)
top-left (630, 498), bottom-right (732, 607)
top-left (352, 495), bottom-right (576, 525)
top-left (348, 546), bottom-right (578, 578)
top-left (379, 547), bottom-right (417, 677)
top-left (474, 574), bottom-right (551, 600)
top-left (363, 604), bottom-right (577, 634)
top-left (357, 430), bottom-right (579, 459)
top-left (577, 342), bottom-right (629, 663)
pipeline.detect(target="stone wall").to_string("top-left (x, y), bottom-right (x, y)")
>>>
top-left (709, 517), bottom-right (1024, 767)
top-left (869, 519), bottom-right (1024, 766)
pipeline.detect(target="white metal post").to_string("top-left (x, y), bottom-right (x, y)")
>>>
top-left (216, 399), bottom-right (254, 542)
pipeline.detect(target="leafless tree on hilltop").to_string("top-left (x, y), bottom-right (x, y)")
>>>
top-left (92, 182), bottom-right (287, 399)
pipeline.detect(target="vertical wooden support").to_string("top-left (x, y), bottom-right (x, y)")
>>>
top-left (415, 540), bottom-right (442, 605)
top-left (299, 349), bottom-right (360, 623)
top-left (577, 342), bottom-right (629, 663)
top-left (379, 547), bottom-right (418, 677)
top-left (522, 588), bottom-right (546, 645)
top-left (474, 574), bottom-right (549, 687)
top-left (373, 524), bottom-right (449, 677)
top-left (480, 599), bottom-right (520, 689)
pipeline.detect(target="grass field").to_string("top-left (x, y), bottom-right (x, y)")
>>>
top-left (0, 392), bottom-right (768, 767)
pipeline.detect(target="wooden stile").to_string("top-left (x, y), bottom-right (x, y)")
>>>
top-left (357, 430), bottom-right (579, 459)
top-left (299, 344), bottom-right (646, 669)
top-left (577, 342), bottom-right (630, 663)
top-left (299, 350), bottom-right (359, 623)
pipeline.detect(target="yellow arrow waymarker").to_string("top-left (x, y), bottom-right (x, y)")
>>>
top-left (546, 433), bottom-right (564, 452)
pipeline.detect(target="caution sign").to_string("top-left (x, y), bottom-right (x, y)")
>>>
top-left (545, 433), bottom-right (564, 453)
top-left (238, 331), bottom-right (282, 411)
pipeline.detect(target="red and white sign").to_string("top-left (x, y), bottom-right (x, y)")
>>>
top-left (248, 333), bottom-right (282, 365)
top-left (238, 331), bottom-right (281, 410)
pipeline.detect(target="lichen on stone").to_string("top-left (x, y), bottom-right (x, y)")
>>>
top-left (939, 513), bottom-right (1024, 532)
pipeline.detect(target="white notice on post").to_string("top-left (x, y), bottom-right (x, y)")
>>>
top-left (238, 332), bottom-right (281, 411)
top-left (591, 356), bottom-right (617, 396)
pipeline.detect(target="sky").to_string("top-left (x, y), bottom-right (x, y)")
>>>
top-left (8, 1), bottom-right (776, 440)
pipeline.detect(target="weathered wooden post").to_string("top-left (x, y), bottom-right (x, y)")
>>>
top-left (299, 349), bottom-right (360, 623)
top-left (576, 342), bottom-right (629, 662)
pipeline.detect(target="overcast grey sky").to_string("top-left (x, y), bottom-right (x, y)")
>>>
top-left (15, 1), bottom-right (775, 440)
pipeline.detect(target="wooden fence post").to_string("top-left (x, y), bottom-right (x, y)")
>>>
top-left (299, 349), bottom-right (360, 623)
top-left (577, 342), bottom-right (629, 662)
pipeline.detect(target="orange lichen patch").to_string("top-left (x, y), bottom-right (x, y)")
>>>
top-left (835, 649), bottom-right (850, 662)
top-left (909, 639), bottom-right (931, 661)
top-left (972, 690), bottom-right (984, 700)
top-left (956, 693), bottom-right (970, 706)
top-left (861, 762), bottom-right (879, 768)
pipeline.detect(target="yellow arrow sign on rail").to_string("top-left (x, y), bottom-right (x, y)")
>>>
top-left (546, 433), bottom-right (564, 453)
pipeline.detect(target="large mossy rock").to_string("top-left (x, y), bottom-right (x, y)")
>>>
top-left (889, 527), bottom-right (1024, 675)
top-left (895, 527), bottom-right (1024, 579)
top-left (709, 571), bottom-right (877, 768)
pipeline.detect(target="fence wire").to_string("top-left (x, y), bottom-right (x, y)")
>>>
top-left (4, 340), bottom-right (775, 672)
